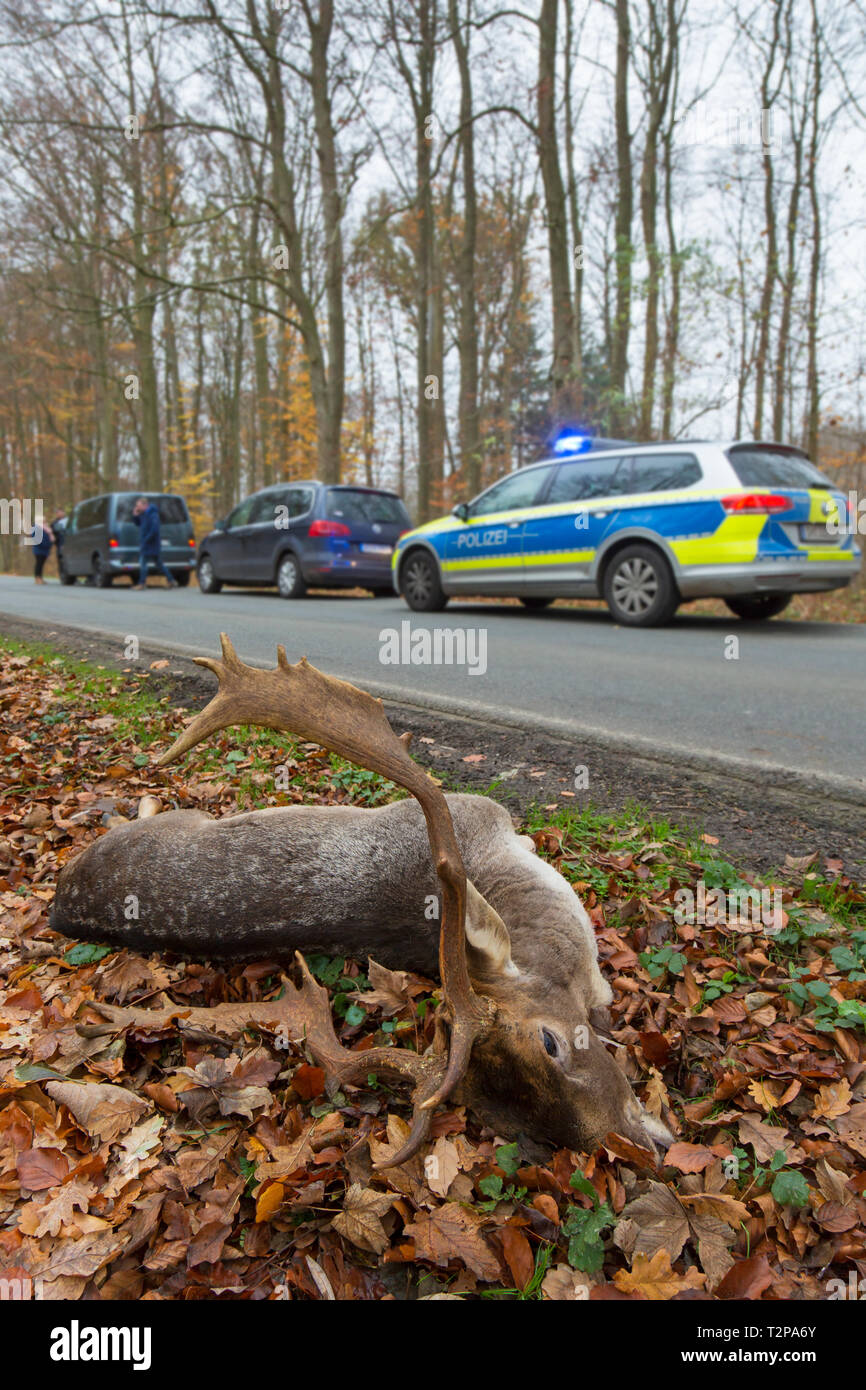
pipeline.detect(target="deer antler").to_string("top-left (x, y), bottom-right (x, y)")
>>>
top-left (153, 634), bottom-right (493, 1164)
top-left (83, 955), bottom-right (448, 1166)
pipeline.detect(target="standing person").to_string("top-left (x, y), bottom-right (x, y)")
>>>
top-left (132, 497), bottom-right (178, 590)
top-left (30, 517), bottom-right (54, 583)
top-left (51, 508), bottom-right (67, 577)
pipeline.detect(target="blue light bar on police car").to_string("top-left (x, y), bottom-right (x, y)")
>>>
top-left (552, 432), bottom-right (592, 454)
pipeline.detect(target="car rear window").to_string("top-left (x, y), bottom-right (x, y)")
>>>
top-left (325, 489), bottom-right (409, 525)
top-left (727, 447), bottom-right (833, 490)
top-left (115, 495), bottom-right (189, 525)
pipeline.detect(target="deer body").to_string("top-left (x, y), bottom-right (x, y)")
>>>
top-left (51, 794), bottom-right (612, 1013)
top-left (51, 636), bottom-right (671, 1161)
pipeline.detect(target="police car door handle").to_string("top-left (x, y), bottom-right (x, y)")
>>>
top-left (507, 521), bottom-right (522, 529)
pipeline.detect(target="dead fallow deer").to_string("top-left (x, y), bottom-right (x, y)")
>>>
top-left (51, 634), bottom-right (673, 1166)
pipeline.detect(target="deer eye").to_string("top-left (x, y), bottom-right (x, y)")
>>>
top-left (541, 1027), bottom-right (561, 1059)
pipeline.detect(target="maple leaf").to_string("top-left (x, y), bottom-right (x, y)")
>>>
top-left (619, 1182), bottom-right (689, 1261)
top-left (348, 959), bottom-right (414, 1017)
top-left (332, 1183), bottom-right (394, 1254)
top-left (174, 1048), bottom-right (277, 1120)
top-left (614, 1249), bottom-right (706, 1300)
top-left (405, 1203), bottom-right (501, 1282)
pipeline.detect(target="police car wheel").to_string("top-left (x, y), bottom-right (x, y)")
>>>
top-left (604, 544), bottom-right (678, 626)
top-left (402, 550), bottom-right (448, 611)
top-left (725, 594), bottom-right (791, 621)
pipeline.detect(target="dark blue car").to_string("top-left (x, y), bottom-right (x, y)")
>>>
top-left (196, 481), bottom-right (412, 599)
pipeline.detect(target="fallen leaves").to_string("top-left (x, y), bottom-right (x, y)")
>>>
top-left (332, 1185), bottom-right (394, 1254)
top-left (614, 1250), bottom-right (706, 1300)
top-left (45, 1079), bottom-right (150, 1143)
top-left (404, 1204), bottom-right (501, 1282)
top-left (1, 637), bottom-right (865, 1301)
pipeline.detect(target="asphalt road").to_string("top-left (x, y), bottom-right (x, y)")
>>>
top-left (1, 574), bottom-right (864, 789)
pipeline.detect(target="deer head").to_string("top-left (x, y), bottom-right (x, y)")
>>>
top-left (94, 634), bottom-right (669, 1167)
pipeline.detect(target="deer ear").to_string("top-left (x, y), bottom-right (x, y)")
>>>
top-left (464, 881), bottom-right (518, 980)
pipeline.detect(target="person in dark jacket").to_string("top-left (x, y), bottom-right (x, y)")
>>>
top-left (132, 497), bottom-right (178, 589)
top-left (30, 517), bottom-right (54, 583)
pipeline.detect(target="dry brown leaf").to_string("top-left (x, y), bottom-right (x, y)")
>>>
top-left (45, 1079), bottom-right (150, 1143)
top-left (614, 1249), bottom-right (706, 1300)
top-left (332, 1183), bottom-right (394, 1254)
top-left (500, 1225), bottom-right (535, 1290)
top-left (31, 1179), bottom-right (95, 1238)
top-left (425, 1137), bottom-right (460, 1198)
top-left (405, 1203), bottom-right (501, 1282)
top-left (620, 1181), bottom-right (689, 1261)
top-left (664, 1142), bottom-right (716, 1173)
top-left (812, 1078), bottom-right (852, 1120)
top-left (748, 1079), bottom-right (784, 1113)
top-left (542, 1265), bottom-right (591, 1300)
top-left (348, 959), bottom-right (414, 1017)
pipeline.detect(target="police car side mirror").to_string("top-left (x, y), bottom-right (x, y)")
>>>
top-left (452, 502), bottom-right (470, 522)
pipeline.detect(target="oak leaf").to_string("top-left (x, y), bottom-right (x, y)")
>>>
top-left (614, 1249), bottom-right (706, 1300)
top-left (812, 1078), bottom-right (852, 1120)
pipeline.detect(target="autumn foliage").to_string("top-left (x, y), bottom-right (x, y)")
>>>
top-left (1, 642), bottom-right (865, 1300)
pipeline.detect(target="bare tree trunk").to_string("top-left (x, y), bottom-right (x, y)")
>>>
top-left (563, 0), bottom-right (584, 412)
top-left (659, 120), bottom-right (679, 437)
top-left (804, 0), bottom-right (822, 462)
top-left (537, 0), bottom-right (574, 414)
top-left (303, 0), bottom-right (345, 484)
top-left (752, 1), bottom-right (787, 439)
top-left (610, 0), bottom-right (633, 431)
top-left (637, 0), bottom-right (677, 441)
top-left (449, 0), bottom-right (481, 495)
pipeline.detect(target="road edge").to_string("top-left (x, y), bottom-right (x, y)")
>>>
top-left (5, 610), bottom-right (865, 812)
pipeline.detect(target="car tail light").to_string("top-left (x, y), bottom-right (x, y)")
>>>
top-left (188, 537), bottom-right (196, 546)
top-left (721, 493), bottom-right (793, 514)
top-left (308, 520), bottom-right (351, 538)
top-left (108, 537), bottom-right (119, 548)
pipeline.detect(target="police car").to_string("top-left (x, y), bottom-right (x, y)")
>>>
top-left (392, 437), bottom-right (860, 626)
